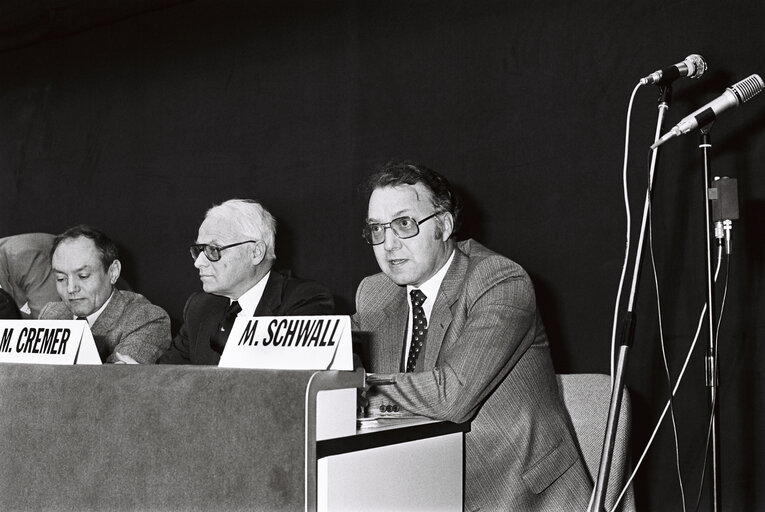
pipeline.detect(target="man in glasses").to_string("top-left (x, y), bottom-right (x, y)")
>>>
top-left (39, 225), bottom-right (171, 363)
top-left (158, 199), bottom-right (334, 365)
top-left (353, 162), bottom-right (590, 510)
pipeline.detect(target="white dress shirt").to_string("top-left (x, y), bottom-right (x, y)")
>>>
top-left (74, 290), bottom-right (114, 326)
top-left (233, 271), bottom-right (271, 317)
top-left (404, 250), bottom-right (455, 363)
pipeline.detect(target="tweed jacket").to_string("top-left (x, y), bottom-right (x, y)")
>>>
top-left (39, 289), bottom-right (171, 364)
top-left (353, 239), bottom-right (591, 511)
top-left (157, 269), bottom-right (335, 365)
top-left (0, 233), bottom-right (60, 318)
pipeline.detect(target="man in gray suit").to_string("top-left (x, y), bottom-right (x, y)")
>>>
top-left (39, 225), bottom-right (171, 364)
top-left (353, 161), bottom-right (591, 510)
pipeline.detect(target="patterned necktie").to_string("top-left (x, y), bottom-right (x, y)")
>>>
top-left (406, 289), bottom-right (427, 372)
top-left (210, 301), bottom-right (242, 355)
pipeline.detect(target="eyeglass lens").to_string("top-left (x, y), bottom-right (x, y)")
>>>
top-left (190, 245), bottom-right (221, 261)
top-left (365, 215), bottom-right (431, 245)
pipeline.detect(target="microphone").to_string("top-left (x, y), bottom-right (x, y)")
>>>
top-left (640, 54), bottom-right (708, 85)
top-left (651, 74), bottom-right (765, 149)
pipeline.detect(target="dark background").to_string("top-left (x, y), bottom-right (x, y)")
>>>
top-left (2, 1), bottom-right (764, 510)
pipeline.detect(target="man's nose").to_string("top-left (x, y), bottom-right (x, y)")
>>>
top-left (67, 280), bottom-right (79, 294)
top-left (382, 226), bottom-right (401, 251)
top-left (194, 251), bottom-right (208, 269)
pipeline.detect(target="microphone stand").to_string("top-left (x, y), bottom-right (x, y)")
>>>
top-left (592, 85), bottom-right (672, 512)
top-left (699, 128), bottom-right (722, 512)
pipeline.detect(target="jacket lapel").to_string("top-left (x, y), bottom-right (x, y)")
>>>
top-left (422, 246), bottom-right (467, 370)
top-left (380, 289), bottom-right (408, 372)
top-left (363, 279), bottom-right (408, 373)
top-left (90, 289), bottom-right (127, 361)
top-left (254, 271), bottom-right (282, 316)
top-left (199, 295), bottom-right (228, 353)
top-left (90, 289), bottom-right (125, 336)
top-left (47, 302), bottom-right (73, 320)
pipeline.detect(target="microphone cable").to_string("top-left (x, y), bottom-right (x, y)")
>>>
top-left (609, 81), bottom-right (644, 384)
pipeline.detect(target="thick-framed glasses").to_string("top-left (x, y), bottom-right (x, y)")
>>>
top-left (189, 240), bottom-right (258, 262)
top-left (362, 213), bottom-right (438, 245)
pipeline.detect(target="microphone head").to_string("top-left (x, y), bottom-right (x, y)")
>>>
top-left (728, 74), bottom-right (765, 104)
top-left (685, 54), bottom-right (707, 79)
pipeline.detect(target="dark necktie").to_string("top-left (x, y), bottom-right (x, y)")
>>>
top-left (210, 301), bottom-right (242, 355)
top-left (405, 289), bottom-right (427, 372)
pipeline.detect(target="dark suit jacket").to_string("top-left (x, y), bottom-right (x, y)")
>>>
top-left (0, 289), bottom-right (20, 319)
top-left (353, 239), bottom-right (591, 511)
top-left (0, 233), bottom-right (59, 318)
top-left (39, 289), bottom-right (171, 364)
top-left (157, 270), bottom-right (335, 365)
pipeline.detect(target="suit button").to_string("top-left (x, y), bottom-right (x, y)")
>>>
top-left (379, 405), bottom-right (386, 413)
top-left (386, 405), bottom-right (393, 413)
top-left (393, 405), bottom-right (399, 412)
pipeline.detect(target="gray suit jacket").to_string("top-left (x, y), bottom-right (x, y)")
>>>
top-left (0, 233), bottom-right (59, 318)
top-left (353, 239), bottom-right (591, 511)
top-left (39, 289), bottom-right (171, 364)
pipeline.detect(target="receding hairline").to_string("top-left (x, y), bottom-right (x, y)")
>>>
top-left (51, 236), bottom-right (113, 273)
top-left (52, 234), bottom-right (99, 255)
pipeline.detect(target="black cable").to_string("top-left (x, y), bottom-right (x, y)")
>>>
top-left (693, 252), bottom-right (730, 512)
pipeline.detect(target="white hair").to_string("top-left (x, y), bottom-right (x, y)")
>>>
top-left (205, 199), bottom-right (276, 261)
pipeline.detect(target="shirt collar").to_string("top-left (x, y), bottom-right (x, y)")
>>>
top-left (406, 249), bottom-right (455, 318)
top-left (233, 271), bottom-right (271, 317)
top-left (76, 290), bottom-right (114, 326)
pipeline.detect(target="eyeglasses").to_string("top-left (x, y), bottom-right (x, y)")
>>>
top-left (189, 240), bottom-right (259, 262)
top-left (362, 213), bottom-right (438, 245)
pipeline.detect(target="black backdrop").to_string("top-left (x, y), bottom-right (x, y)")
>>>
top-left (2, 1), bottom-right (764, 510)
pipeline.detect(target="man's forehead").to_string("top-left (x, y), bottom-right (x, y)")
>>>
top-left (52, 238), bottom-right (101, 269)
top-left (53, 237), bottom-right (98, 259)
top-left (197, 217), bottom-right (238, 242)
top-left (368, 183), bottom-right (432, 217)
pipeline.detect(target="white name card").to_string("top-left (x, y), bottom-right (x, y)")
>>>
top-left (218, 315), bottom-right (352, 370)
top-left (0, 320), bottom-right (101, 365)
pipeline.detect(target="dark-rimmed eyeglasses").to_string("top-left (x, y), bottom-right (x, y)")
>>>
top-left (189, 241), bottom-right (259, 262)
top-left (362, 213), bottom-right (438, 245)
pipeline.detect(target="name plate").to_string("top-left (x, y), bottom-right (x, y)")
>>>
top-left (0, 320), bottom-right (101, 365)
top-left (218, 315), bottom-right (352, 370)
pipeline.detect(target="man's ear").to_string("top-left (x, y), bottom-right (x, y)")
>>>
top-left (439, 212), bottom-right (454, 241)
top-left (108, 260), bottom-right (122, 285)
top-left (250, 241), bottom-right (267, 266)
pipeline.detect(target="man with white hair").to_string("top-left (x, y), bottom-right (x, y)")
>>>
top-left (158, 199), bottom-right (334, 365)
